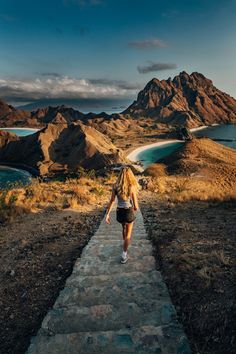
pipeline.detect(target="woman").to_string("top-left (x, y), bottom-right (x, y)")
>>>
top-left (105, 166), bottom-right (139, 264)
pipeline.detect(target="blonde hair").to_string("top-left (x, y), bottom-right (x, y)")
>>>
top-left (114, 166), bottom-right (139, 200)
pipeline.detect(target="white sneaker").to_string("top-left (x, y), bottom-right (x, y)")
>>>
top-left (121, 251), bottom-right (128, 264)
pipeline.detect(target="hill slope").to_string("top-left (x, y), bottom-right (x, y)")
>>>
top-left (161, 137), bottom-right (236, 183)
top-left (0, 117), bottom-right (126, 175)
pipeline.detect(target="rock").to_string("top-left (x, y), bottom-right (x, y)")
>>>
top-left (123, 71), bottom-right (236, 128)
top-left (0, 121), bottom-right (127, 175)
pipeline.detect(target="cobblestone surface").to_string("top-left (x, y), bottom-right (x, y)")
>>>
top-left (26, 207), bottom-right (191, 353)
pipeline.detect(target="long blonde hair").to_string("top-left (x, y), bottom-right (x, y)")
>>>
top-left (114, 166), bottom-right (139, 200)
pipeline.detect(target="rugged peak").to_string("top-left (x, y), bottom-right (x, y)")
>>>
top-left (123, 71), bottom-right (236, 128)
top-left (51, 112), bottom-right (68, 125)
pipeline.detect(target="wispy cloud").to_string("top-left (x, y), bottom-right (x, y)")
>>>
top-left (63, 0), bottom-right (104, 7)
top-left (137, 62), bottom-right (177, 74)
top-left (0, 76), bottom-right (140, 101)
top-left (55, 27), bottom-right (63, 35)
top-left (39, 72), bottom-right (63, 78)
top-left (73, 25), bottom-right (90, 36)
top-left (128, 39), bottom-right (168, 49)
top-left (161, 10), bottom-right (179, 18)
top-left (0, 14), bottom-right (15, 22)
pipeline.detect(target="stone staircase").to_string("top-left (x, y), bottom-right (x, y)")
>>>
top-left (26, 207), bottom-right (191, 354)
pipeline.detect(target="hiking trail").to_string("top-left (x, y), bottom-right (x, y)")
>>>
top-left (26, 206), bottom-right (191, 354)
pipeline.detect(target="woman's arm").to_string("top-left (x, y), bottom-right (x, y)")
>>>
top-left (105, 187), bottom-right (116, 224)
top-left (131, 187), bottom-right (139, 211)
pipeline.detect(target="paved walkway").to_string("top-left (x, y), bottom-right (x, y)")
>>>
top-left (26, 207), bottom-right (191, 354)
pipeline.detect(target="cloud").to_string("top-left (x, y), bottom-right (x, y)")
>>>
top-left (161, 10), bottom-right (179, 18)
top-left (0, 76), bottom-right (140, 102)
top-left (55, 27), bottom-right (63, 35)
top-left (63, 0), bottom-right (104, 7)
top-left (88, 79), bottom-right (142, 90)
top-left (73, 25), bottom-right (90, 36)
top-left (0, 14), bottom-right (15, 22)
top-left (40, 72), bottom-right (62, 78)
top-left (128, 39), bottom-right (168, 49)
top-left (137, 62), bottom-right (177, 74)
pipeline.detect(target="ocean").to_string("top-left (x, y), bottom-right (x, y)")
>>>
top-left (0, 128), bottom-right (39, 137)
top-left (134, 124), bottom-right (236, 168)
top-left (0, 128), bottom-right (37, 189)
top-left (0, 166), bottom-right (31, 189)
top-left (0, 124), bottom-right (236, 188)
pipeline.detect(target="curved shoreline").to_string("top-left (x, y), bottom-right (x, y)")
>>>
top-left (126, 124), bottom-right (217, 164)
top-left (0, 163), bottom-right (39, 177)
top-left (127, 139), bottom-right (183, 163)
top-left (0, 127), bottom-right (40, 131)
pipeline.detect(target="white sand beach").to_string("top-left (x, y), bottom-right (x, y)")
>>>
top-left (0, 127), bottom-right (40, 131)
top-left (127, 139), bottom-right (183, 163)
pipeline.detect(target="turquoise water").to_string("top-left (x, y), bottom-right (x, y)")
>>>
top-left (137, 141), bottom-right (184, 169)
top-left (0, 166), bottom-right (31, 189)
top-left (136, 124), bottom-right (236, 168)
top-left (0, 128), bottom-right (39, 136)
top-left (193, 124), bottom-right (236, 149)
top-left (0, 128), bottom-right (37, 188)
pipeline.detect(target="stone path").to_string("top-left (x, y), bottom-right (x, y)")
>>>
top-left (26, 207), bottom-right (191, 354)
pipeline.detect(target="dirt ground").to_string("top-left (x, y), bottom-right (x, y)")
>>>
top-left (0, 206), bottom-right (105, 354)
top-left (140, 191), bottom-right (236, 354)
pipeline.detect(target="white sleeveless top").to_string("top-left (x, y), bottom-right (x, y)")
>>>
top-left (114, 186), bottom-right (133, 208)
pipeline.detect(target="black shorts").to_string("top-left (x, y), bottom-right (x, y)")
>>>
top-left (116, 207), bottom-right (135, 224)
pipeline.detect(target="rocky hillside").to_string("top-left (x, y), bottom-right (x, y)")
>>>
top-left (0, 99), bottom-right (34, 127)
top-left (0, 115), bottom-right (126, 175)
top-left (160, 137), bottom-right (236, 182)
top-left (123, 72), bottom-right (236, 128)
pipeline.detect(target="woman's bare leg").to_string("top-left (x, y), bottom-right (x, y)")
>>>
top-left (122, 223), bottom-right (127, 240)
top-left (123, 222), bottom-right (134, 252)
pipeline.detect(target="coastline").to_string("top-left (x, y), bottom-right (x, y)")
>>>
top-left (0, 127), bottom-right (40, 131)
top-left (127, 139), bottom-right (183, 163)
top-left (127, 124), bottom-right (216, 164)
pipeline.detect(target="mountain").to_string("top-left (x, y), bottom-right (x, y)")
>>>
top-left (0, 117), bottom-right (127, 175)
top-left (1, 71), bottom-right (236, 130)
top-left (123, 71), bottom-right (236, 128)
top-left (0, 99), bottom-right (33, 127)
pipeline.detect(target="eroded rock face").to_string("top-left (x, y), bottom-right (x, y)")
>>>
top-left (0, 99), bottom-right (32, 127)
top-left (0, 131), bottom-right (19, 149)
top-left (123, 71), bottom-right (236, 128)
top-left (0, 120), bottom-right (127, 175)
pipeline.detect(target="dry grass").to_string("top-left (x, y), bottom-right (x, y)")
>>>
top-left (144, 174), bottom-right (236, 202)
top-left (0, 176), bottom-right (111, 223)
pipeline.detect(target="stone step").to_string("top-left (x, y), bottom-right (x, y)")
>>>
top-left (65, 270), bottom-right (163, 288)
top-left (87, 238), bottom-right (151, 246)
top-left (53, 281), bottom-right (170, 308)
top-left (27, 324), bottom-right (191, 354)
top-left (81, 243), bottom-right (153, 259)
top-left (72, 256), bottom-right (156, 276)
top-left (25, 205), bottom-right (191, 354)
top-left (91, 236), bottom-right (148, 242)
top-left (41, 300), bottom-right (177, 334)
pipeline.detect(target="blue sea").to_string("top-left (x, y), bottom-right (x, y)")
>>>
top-left (135, 124), bottom-right (236, 168)
top-left (0, 166), bottom-right (31, 189)
top-left (0, 127), bottom-right (39, 137)
top-left (0, 128), bottom-right (37, 189)
top-left (193, 124), bottom-right (236, 149)
top-left (137, 141), bottom-right (184, 169)
top-left (0, 124), bottom-right (236, 188)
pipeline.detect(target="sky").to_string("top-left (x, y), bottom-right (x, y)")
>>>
top-left (0, 0), bottom-right (236, 111)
